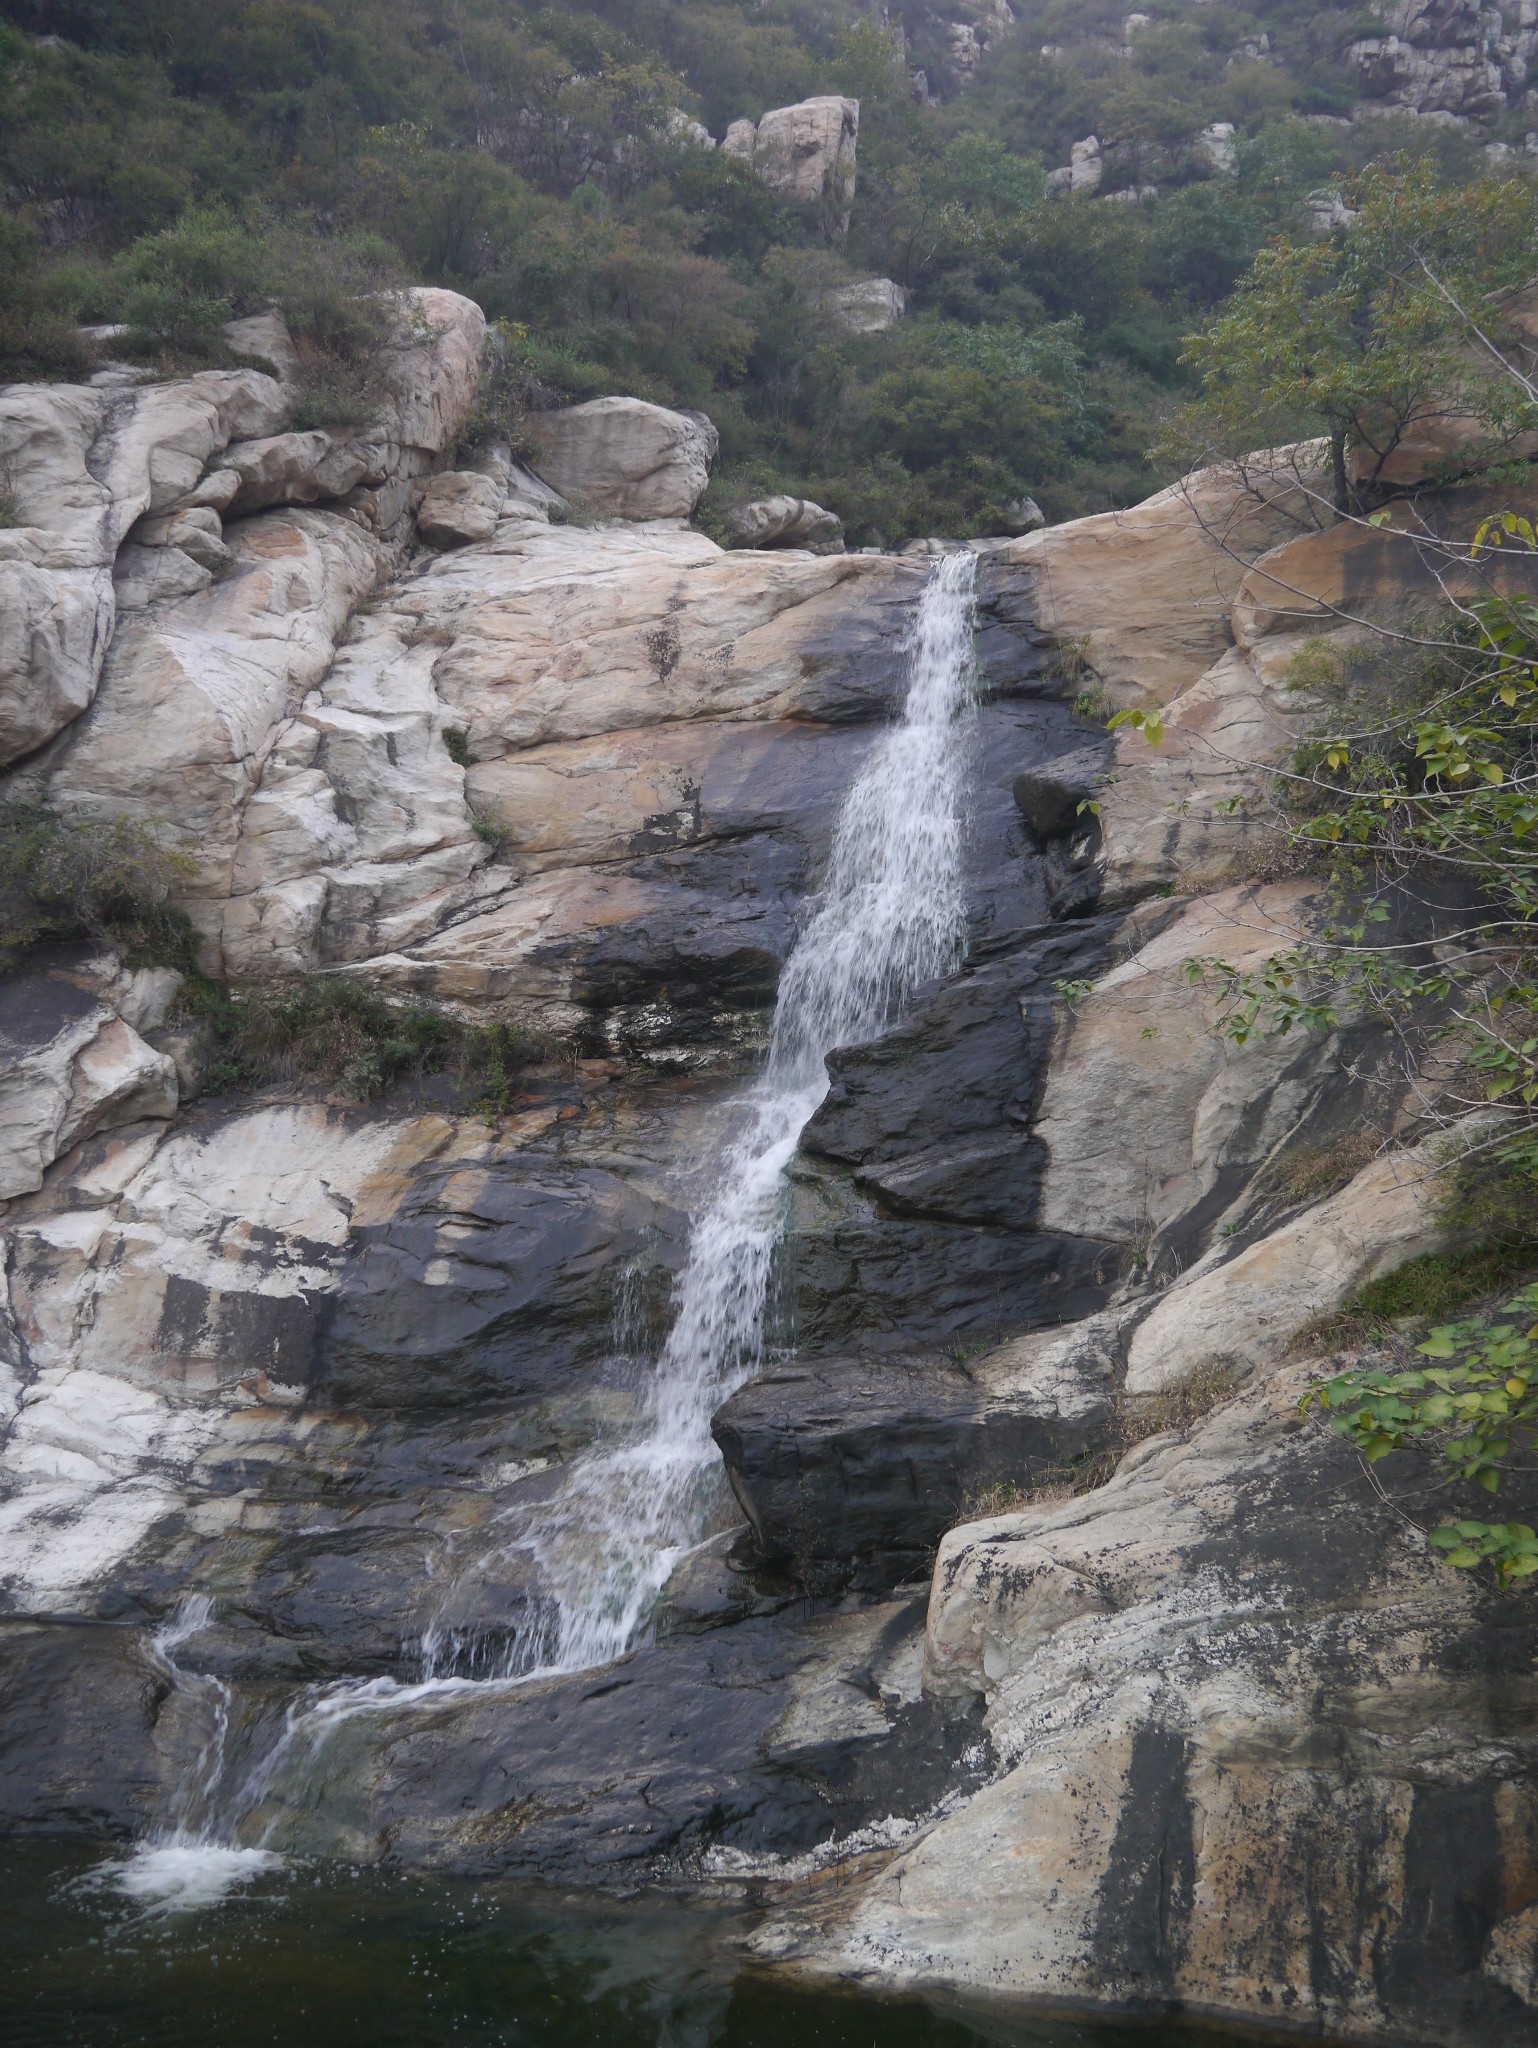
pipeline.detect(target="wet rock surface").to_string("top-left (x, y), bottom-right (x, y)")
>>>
top-left (713, 1357), bottom-right (1105, 1584)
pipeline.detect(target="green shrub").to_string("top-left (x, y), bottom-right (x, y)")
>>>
top-left (0, 216), bottom-right (98, 381)
top-left (0, 802), bottom-right (197, 969)
top-left (1304, 1282), bottom-right (1538, 1582)
top-left (112, 203), bottom-right (400, 365)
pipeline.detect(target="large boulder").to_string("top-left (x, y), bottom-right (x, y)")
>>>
top-left (416, 469), bottom-right (504, 548)
top-left (722, 97), bottom-right (860, 227)
top-left (824, 279), bottom-right (906, 333)
top-left (530, 398), bottom-right (717, 520)
top-left (982, 448), bottom-right (1327, 713)
top-left (726, 495), bottom-right (843, 551)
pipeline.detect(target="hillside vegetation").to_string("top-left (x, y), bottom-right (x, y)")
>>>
top-left (3, 0), bottom-right (1525, 541)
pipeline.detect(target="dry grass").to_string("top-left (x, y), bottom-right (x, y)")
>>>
top-left (959, 1358), bottom-right (1238, 1523)
top-left (1264, 1125), bottom-right (1383, 1207)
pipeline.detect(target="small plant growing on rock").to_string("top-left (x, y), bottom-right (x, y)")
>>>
top-left (0, 801), bottom-right (197, 969)
top-left (178, 973), bottom-right (567, 1117)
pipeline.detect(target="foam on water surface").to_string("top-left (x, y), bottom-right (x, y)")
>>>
top-left (92, 1843), bottom-right (284, 1915)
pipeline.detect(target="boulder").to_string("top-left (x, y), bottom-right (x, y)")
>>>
top-left (128, 505), bottom-right (231, 572)
top-left (0, 536), bottom-right (113, 767)
top-left (728, 97), bottom-right (860, 226)
top-left (1198, 119), bottom-right (1237, 172)
top-left (665, 108), bottom-right (715, 150)
top-left (726, 495), bottom-right (843, 551)
top-left (110, 541), bottom-right (214, 610)
top-left (220, 429), bottom-right (370, 516)
top-left (222, 308), bottom-right (299, 383)
top-left (1069, 135), bottom-right (1102, 194)
top-left (530, 397), bottom-right (718, 520)
top-left (213, 289), bottom-right (485, 529)
top-left (999, 495), bottom-right (1045, 534)
top-left (416, 469), bottom-right (504, 548)
top-left (824, 279), bottom-right (906, 333)
top-left (982, 447), bottom-right (1327, 712)
top-left (42, 506), bottom-right (395, 959)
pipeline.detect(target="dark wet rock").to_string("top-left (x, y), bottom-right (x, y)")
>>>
top-left (0, 1623), bottom-right (164, 1838)
top-left (783, 1197), bottom-right (1112, 1357)
top-left (972, 559), bottom-right (1059, 696)
top-left (712, 1355), bottom-right (1108, 1584)
top-left (318, 1158), bottom-right (686, 1410)
top-left (1011, 743), bottom-right (1109, 841)
top-left (257, 1597), bottom-right (987, 1884)
top-left (803, 922), bottom-right (1118, 1200)
top-left (779, 925), bottom-right (1123, 1354)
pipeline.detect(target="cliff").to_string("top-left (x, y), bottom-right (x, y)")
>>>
top-left (1, 300), bottom-right (1536, 2045)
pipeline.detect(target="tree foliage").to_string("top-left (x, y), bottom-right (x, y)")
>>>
top-left (1183, 162), bottom-right (1538, 506)
top-left (1304, 1284), bottom-right (1538, 1583)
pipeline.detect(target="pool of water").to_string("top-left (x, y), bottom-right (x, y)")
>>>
top-left (0, 1841), bottom-right (1298, 2048)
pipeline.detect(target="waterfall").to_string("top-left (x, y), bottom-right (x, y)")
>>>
top-left (452, 547), bottom-right (981, 1677)
top-left (104, 551), bottom-right (980, 1903)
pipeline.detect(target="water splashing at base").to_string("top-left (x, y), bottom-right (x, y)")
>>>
top-left (89, 1597), bottom-right (283, 1912)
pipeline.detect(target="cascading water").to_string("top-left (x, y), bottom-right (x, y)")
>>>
top-left (108, 551), bottom-right (980, 1904)
top-left (440, 547), bottom-right (980, 1678)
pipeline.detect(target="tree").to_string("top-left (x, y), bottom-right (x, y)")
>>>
top-left (1184, 161), bottom-right (1538, 512)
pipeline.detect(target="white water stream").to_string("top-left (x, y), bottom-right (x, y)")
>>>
top-left (105, 551), bottom-right (980, 1908)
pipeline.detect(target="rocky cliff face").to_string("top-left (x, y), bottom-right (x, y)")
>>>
top-left (2, 305), bottom-right (1535, 2044)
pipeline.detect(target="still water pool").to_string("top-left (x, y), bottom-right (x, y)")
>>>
top-left (1, 1842), bottom-right (1294, 2048)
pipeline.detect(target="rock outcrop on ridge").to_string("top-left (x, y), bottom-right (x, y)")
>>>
top-left (2, 294), bottom-right (1536, 2047)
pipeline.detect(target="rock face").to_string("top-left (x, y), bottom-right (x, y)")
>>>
top-left (0, 291), bottom-right (484, 770)
top-left (756, 1355), bottom-right (1538, 2048)
top-left (530, 397), bottom-right (718, 519)
top-left (1349, 0), bottom-right (1533, 117)
top-left (0, 953), bottom-right (180, 1202)
top-left (720, 97), bottom-right (859, 227)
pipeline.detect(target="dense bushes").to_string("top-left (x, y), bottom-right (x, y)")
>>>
top-left (3, 0), bottom-right (1534, 533)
